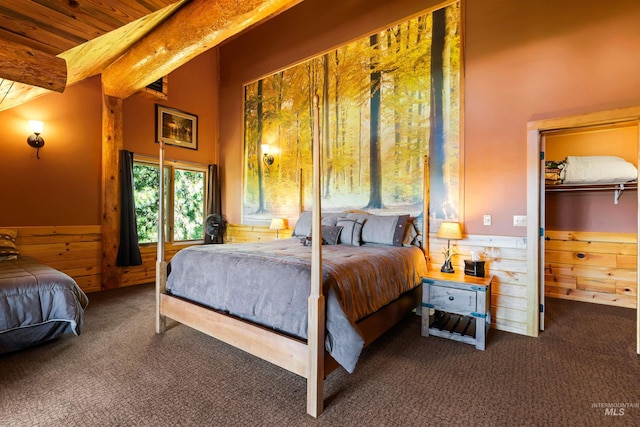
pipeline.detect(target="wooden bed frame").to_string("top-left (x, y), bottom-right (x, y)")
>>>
top-left (155, 95), bottom-right (430, 417)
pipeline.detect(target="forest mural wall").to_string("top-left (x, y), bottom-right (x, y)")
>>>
top-left (243, 1), bottom-right (461, 229)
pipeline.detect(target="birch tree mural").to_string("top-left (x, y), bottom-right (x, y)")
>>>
top-left (243, 2), bottom-right (461, 226)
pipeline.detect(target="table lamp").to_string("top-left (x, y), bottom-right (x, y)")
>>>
top-left (270, 218), bottom-right (286, 239)
top-left (437, 221), bottom-right (462, 273)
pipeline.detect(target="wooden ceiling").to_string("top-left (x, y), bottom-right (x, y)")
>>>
top-left (0, 0), bottom-right (302, 112)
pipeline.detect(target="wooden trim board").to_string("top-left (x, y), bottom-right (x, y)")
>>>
top-left (161, 294), bottom-right (308, 376)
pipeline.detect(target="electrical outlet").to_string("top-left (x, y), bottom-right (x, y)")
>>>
top-left (513, 215), bottom-right (527, 227)
top-left (483, 215), bottom-right (492, 226)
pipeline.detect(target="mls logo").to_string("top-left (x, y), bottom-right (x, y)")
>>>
top-left (605, 408), bottom-right (625, 416)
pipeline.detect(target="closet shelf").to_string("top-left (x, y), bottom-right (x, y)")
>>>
top-left (545, 181), bottom-right (637, 205)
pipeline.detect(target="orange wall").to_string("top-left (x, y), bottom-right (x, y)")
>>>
top-left (0, 77), bottom-right (102, 225)
top-left (219, 0), bottom-right (640, 236)
top-left (545, 124), bottom-right (638, 166)
top-left (124, 50), bottom-right (218, 163)
top-left (0, 50), bottom-right (218, 227)
top-left (464, 0), bottom-right (640, 235)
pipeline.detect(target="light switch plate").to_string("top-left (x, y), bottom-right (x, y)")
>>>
top-left (513, 215), bottom-right (527, 227)
top-left (483, 215), bottom-right (492, 226)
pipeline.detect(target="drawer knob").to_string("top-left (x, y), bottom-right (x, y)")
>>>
top-left (448, 296), bottom-right (454, 301)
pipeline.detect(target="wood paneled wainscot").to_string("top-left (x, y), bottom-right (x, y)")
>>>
top-left (545, 230), bottom-right (637, 308)
top-left (12, 225), bottom-right (203, 292)
top-left (14, 226), bottom-right (103, 293)
top-left (225, 224), bottom-right (292, 243)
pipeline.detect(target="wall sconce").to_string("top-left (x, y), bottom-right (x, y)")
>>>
top-left (437, 221), bottom-right (462, 273)
top-left (269, 218), bottom-right (286, 239)
top-left (262, 144), bottom-right (274, 166)
top-left (27, 120), bottom-right (45, 159)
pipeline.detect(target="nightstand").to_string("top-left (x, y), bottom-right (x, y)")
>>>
top-left (421, 271), bottom-right (492, 350)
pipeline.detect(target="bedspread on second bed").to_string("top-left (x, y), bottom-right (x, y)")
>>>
top-left (0, 256), bottom-right (89, 353)
top-left (166, 239), bottom-right (428, 372)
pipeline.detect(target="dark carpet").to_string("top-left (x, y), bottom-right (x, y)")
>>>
top-left (1, 284), bottom-right (639, 426)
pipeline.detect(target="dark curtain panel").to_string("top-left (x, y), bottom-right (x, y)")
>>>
top-left (205, 164), bottom-right (223, 244)
top-left (117, 150), bottom-right (143, 266)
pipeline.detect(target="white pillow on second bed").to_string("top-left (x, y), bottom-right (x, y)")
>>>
top-left (562, 155), bottom-right (638, 184)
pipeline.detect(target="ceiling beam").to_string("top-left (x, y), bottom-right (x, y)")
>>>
top-left (102, 0), bottom-right (302, 99)
top-left (0, 39), bottom-right (67, 93)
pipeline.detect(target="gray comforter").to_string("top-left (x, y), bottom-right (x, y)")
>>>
top-left (0, 256), bottom-right (89, 353)
top-left (166, 238), bottom-right (428, 372)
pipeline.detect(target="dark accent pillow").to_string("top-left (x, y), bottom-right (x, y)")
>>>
top-left (300, 225), bottom-right (343, 246)
top-left (346, 213), bottom-right (410, 246)
top-left (320, 225), bottom-right (343, 245)
top-left (0, 228), bottom-right (19, 260)
top-left (336, 218), bottom-right (365, 246)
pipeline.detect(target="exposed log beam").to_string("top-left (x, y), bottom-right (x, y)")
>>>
top-left (102, 0), bottom-right (302, 99)
top-left (101, 85), bottom-right (124, 290)
top-left (0, 39), bottom-right (67, 93)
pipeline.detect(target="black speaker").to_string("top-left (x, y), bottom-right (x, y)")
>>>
top-left (464, 260), bottom-right (485, 277)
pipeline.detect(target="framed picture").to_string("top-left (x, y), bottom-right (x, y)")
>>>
top-left (156, 104), bottom-right (198, 150)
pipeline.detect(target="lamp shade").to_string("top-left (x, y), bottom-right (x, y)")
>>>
top-left (269, 218), bottom-right (286, 231)
top-left (437, 221), bottom-right (462, 240)
top-left (29, 120), bottom-right (44, 134)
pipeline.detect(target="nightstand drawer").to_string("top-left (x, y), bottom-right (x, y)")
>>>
top-left (429, 285), bottom-right (476, 314)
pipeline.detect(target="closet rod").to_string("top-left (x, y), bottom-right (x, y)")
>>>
top-left (545, 182), bottom-right (637, 204)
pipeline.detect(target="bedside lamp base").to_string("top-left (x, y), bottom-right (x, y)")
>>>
top-left (440, 260), bottom-right (455, 274)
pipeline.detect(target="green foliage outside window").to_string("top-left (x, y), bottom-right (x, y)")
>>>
top-left (134, 163), bottom-right (160, 244)
top-left (173, 169), bottom-right (204, 241)
top-left (133, 162), bottom-right (205, 243)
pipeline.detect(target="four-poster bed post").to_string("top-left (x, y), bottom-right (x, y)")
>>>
top-left (156, 140), bottom-right (167, 335)
top-left (423, 154), bottom-right (429, 258)
top-left (307, 94), bottom-right (324, 416)
top-left (154, 95), bottom-right (328, 417)
top-left (153, 95), bottom-right (430, 418)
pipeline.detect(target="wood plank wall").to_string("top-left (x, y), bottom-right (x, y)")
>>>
top-left (13, 225), bottom-right (201, 293)
top-left (544, 230), bottom-right (637, 309)
top-left (429, 234), bottom-right (529, 335)
top-left (14, 226), bottom-right (103, 293)
top-left (225, 224), bottom-right (293, 243)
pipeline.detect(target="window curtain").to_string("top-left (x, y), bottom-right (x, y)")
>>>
top-left (117, 150), bottom-right (143, 266)
top-left (204, 164), bottom-right (223, 244)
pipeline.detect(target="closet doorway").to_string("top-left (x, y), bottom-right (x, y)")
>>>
top-left (526, 106), bottom-right (640, 354)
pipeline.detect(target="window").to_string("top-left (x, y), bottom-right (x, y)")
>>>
top-left (133, 158), bottom-right (207, 244)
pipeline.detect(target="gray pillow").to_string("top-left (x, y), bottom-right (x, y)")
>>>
top-left (292, 211), bottom-right (342, 236)
top-left (292, 211), bottom-right (312, 236)
top-left (336, 218), bottom-right (365, 246)
top-left (346, 213), bottom-right (410, 246)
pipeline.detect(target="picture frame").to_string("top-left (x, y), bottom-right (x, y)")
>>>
top-left (156, 104), bottom-right (198, 150)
